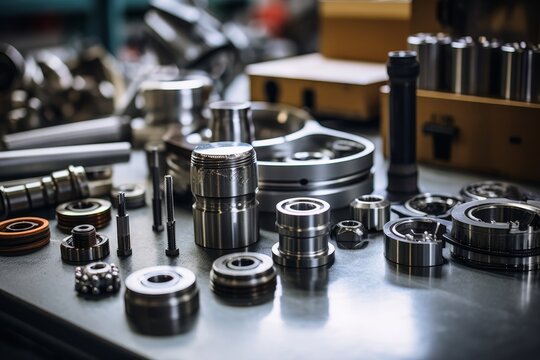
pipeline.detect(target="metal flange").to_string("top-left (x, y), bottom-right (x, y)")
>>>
top-left (392, 193), bottom-right (462, 220)
top-left (60, 224), bottom-right (110, 264)
top-left (56, 198), bottom-right (112, 232)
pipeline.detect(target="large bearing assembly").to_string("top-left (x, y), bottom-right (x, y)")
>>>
top-left (384, 217), bottom-right (450, 267)
top-left (0, 217), bottom-right (50, 255)
top-left (191, 142), bottom-right (259, 249)
top-left (56, 198), bottom-right (112, 232)
top-left (210, 252), bottom-right (277, 306)
top-left (60, 224), bottom-right (110, 264)
top-left (272, 197), bottom-right (335, 268)
top-left (74, 262), bottom-right (121, 297)
top-left (445, 199), bottom-right (540, 271)
top-left (124, 266), bottom-right (199, 335)
top-left (392, 193), bottom-right (462, 220)
top-left (350, 195), bottom-right (390, 231)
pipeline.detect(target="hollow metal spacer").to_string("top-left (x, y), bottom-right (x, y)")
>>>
top-left (350, 194), bottom-right (390, 231)
top-left (60, 224), bottom-right (110, 264)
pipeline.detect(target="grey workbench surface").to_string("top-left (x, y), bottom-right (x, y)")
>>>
top-left (1, 132), bottom-right (539, 360)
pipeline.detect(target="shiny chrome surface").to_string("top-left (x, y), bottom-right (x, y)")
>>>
top-left (451, 37), bottom-right (477, 95)
top-left (350, 195), bottom-right (390, 231)
top-left (209, 101), bottom-right (254, 143)
top-left (392, 193), bottom-right (462, 220)
top-left (501, 42), bottom-right (528, 101)
top-left (407, 33), bottom-right (440, 90)
top-left (460, 180), bottom-right (523, 201)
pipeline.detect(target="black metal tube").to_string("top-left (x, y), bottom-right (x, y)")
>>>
top-left (151, 148), bottom-right (163, 232)
top-left (386, 51), bottom-right (420, 200)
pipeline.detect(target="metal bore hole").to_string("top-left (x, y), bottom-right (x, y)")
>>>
top-left (147, 274), bottom-right (174, 283)
top-left (67, 201), bottom-right (99, 212)
top-left (359, 195), bottom-right (383, 202)
top-left (340, 220), bottom-right (360, 227)
top-left (91, 263), bottom-right (107, 270)
top-left (5, 221), bottom-right (39, 232)
top-left (290, 202), bottom-right (317, 211)
top-left (231, 258), bottom-right (256, 267)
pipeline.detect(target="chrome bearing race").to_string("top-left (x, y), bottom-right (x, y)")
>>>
top-left (445, 199), bottom-right (540, 271)
top-left (110, 184), bottom-right (146, 209)
top-left (350, 195), bottom-right (390, 231)
top-left (74, 262), bottom-right (121, 297)
top-left (210, 252), bottom-right (277, 306)
top-left (124, 266), bottom-right (199, 335)
top-left (384, 217), bottom-right (449, 267)
top-left (392, 193), bottom-right (462, 220)
top-left (56, 198), bottom-right (112, 232)
top-left (272, 197), bottom-right (335, 268)
top-left (460, 181), bottom-right (522, 201)
top-left (60, 224), bottom-right (110, 264)
top-left (0, 217), bottom-right (50, 255)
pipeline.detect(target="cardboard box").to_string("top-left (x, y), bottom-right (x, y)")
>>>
top-left (247, 53), bottom-right (387, 120)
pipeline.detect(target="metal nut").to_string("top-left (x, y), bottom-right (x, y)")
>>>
top-left (332, 220), bottom-right (368, 250)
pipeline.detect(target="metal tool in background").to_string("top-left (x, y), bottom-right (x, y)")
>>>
top-left (407, 33), bottom-right (452, 91)
top-left (392, 193), bottom-right (462, 220)
top-left (476, 37), bottom-right (502, 97)
top-left (451, 37), bottom-right (477, 95)
top-left (209, 101), bottom-right (254, 143)
top-left (386, 50), bottom-right (420, 201)
top-left (0, 142), bottom-right (131, 180)
top-left (191, 142), bottom-right (259, 249)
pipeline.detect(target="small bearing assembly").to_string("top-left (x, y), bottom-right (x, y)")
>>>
top-left (210, 252), bottom-right (277, 306)
top-left (74, 262), bottom-right (121, 297)
top-left (445, 199), bottom-right (540, 271)
top-left (125, 266), bottom-right (199, 335)
top-left (110, 184), bottom-right (146, 209)
top-left (331, 220), bottom-right (368, 250)
top-left (384, 217), bottom-right (450, 267)
top-left (350, 195), bottom-right (390, 231)
top-left (392, 193), bottom-right (462, 220)
top-left (0, 217), bottom-right (50, 255)
top-left (272, 197), bottom-right (335, 268)
top-left (56, 198), bottom-right (112, 232)
top-left (460, 181), bottom-right (522, 201)
top-left (60, 224), bottom-right (110, 264)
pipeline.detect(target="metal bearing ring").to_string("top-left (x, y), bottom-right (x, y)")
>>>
top-left (110, 184), bottom-right (146, 209)
top-left (460, 181), bottom-right (522, 201)
top-left (445, 199), bottom-right (540, 271)
top-left (350, 194), bottom-right (390, 231)
top-left (384, 217), bottom-right (450, 267)
top-left (74, 262), bottom-right (121, 297)
top-left (392, 193), bottom-right (462, 220)
top-left (0, 217), bottom-right (50, 255)
top-left (60, 224), bottom-right (110, 264)
top-left (125, 266), bottom-right (199, 335)
top-left (272, 197), bottom-right (335, 268)
top-left (210, 252), bottom-right (277, 306)
top-left (56, 198), bottom-right (112, 232)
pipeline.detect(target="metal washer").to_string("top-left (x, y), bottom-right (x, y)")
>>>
top-left (110, 184), bottom-right (146, 209)
top-left (0, 217), bottom-right (50, 255)
top-left (56, 198), bottom-right (112, 232)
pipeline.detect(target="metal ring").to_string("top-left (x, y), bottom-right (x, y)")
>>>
top-left (392, 193), bottom-right (462, 220)
top-left (0, 217), bottom-right (50, 255)
top-left (460, 181), bottom-right (523, 201)
top-left (56, 198), bottom-right (112, 232)
top-left (124, 266), bottom-right (199, 335)
top-left (350, 194), bottom-right (390, 231)
top-left (110, 184), bottom-right (146, 209)
top-left (210, 252), bottom-right (277, 306)
top-left (60, 224), bottom-right (110, 264)
top-left (384, 217), bottom-right (449, 267)
top-left (446, 199), bottom-right (540, 271)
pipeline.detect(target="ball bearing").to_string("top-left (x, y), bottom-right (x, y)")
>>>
top-left (56, 198), bottom-right (112, 232)
top-left (350, 195), bottom-right (390, 231)
top-left (74, 262), bottom-right (121, 297)
top-left (124, 266), bottom-right (199, 335)
top-left (0, 217), bottom-right (50, 255)
top-left (210, 252), bottom-right (277, 306)
top-left (60, 224), bottom-right (110, 264)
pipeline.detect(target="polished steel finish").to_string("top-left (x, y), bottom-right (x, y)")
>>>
top-left (0, 165), bottom-right (90, 220)
top-left (476, 38), bottom-right (502, 97)
top-left (331, 220), bottom-right (368, 250)
top-left (350, 195), bottom-right (390, 231)
top-left (116, 192), bottom-right (132, 257)
top-left (124, 266), bottom-right (199, 335)
top-left (1, 116), bottom-right (131, 150)
top-left (164, 175), bottom-right (178, 257)
top-left (446, 199), bottom-right (540, 271)
top-left (56, 198), bottom-right (112, 233)
top-left (151, 147), bottom-right (163, 232)
top-left (407, 33), bottom-right (439, 90)
top-left (526, 45), bottom-right (539, 103)
top-left (210, 252), bottom-right (277, 306)
top-left (191, 142), bottom-right (259, 249)
top-left (0, 142), bottom-right (131, 179)
top-left (451, 37), bottom-right (477, 95)
top-left (272, 197), bottom-right (335, 268)
top-left (392, 193), bottom-right (462, 220)
top-left (460, 181), bottom-right (523, 201)
top-left (501, 42), bottom-right (528, 101)
top-left (74, 262), bottom-right (121, 296)
top-left (110, 184), bottom-right (146, 209)
top-left (209, 101), bottom-right (254, 143)
top-left (384, 217), bottom-right (448, 267)
top-left (60, 224), bottom-right (110, 264)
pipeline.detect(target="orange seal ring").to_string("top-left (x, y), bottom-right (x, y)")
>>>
top-left (0, 217), bottom-right (50, 256)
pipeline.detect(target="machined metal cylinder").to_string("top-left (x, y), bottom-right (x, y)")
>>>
top-left (272, 197), bottom-right (335, 268)
top-left (124, 266), bottom-right (199, 335)
top-left (407, 33), bottom-right (439, 90)
top-left (526, 45), bottom-right (539, 103)
top-left (476, 38), bottom-right (502, 97)
top-left (191, 142), bottom-right (259, 249)
top-left (501, 42), bottom-right (528, 101)
top-left (451, 37), bottom-right (477, 95)
top-left (350, 195), bottom-right (390, 231)
top-left (209, 101), bottom-right (254, 143)
top-left (60, 224), bottom-right (110, 264)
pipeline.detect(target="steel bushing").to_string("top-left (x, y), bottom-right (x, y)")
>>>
top-left (350, 195), bottom-right (390, 231)
top-left (191, 142), bottom-right (259, 249)
top-left (392, 193), bottom-right (462, 220)
top-left (124, 266), bottom-right (199, 335)
top-left (0, 217), bottom-right (50, 255)
top-left (445, 199), bottom-right (540, 271)
top-left (272, 197), bottom-right (335, 268)
top-left (210, 252), bottom-right (277, 306)
top-left (460, 181), bottom-right (522, 202)
top-left (331, 220), bottom-right (368, 250)
top-left (56, 198), bottom-right (112, 232)
top-left (110, 184), bottom-right (146, 209)
top-left (74, 262), bottom-right (121, 296)
top-left (384, 217), bottom-right (450, 267)
top-left (60, 224), bottom-right (110, 264)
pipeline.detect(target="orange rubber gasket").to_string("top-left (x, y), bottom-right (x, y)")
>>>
top-left (0, 217), bottom-right (49, 239)
top-left (0, 217), bottom-right (51, 255)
